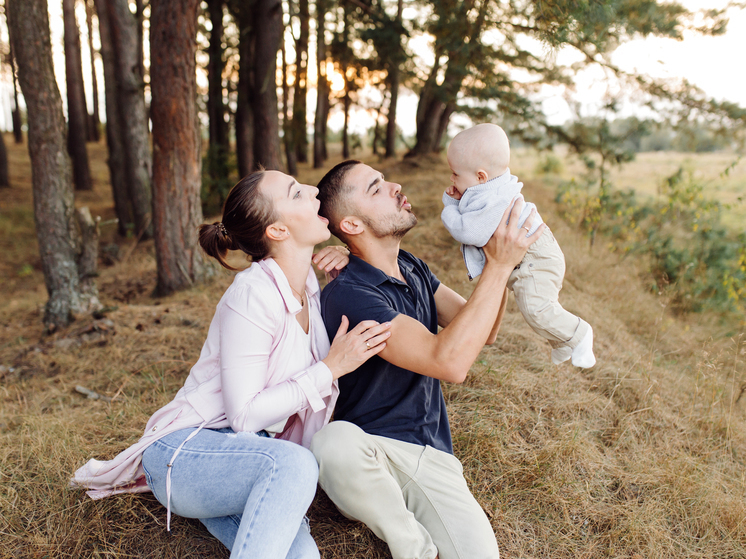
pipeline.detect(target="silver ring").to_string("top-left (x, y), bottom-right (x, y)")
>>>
top-left (366, 341), bottom-right (371, 349)
top-left (522, 226), bottom-right (530, 231)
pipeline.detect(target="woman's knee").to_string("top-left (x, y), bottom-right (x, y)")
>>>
top-left (271, 440), bottom-right (319, 489)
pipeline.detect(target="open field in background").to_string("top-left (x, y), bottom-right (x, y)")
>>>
top-left (511, 148), bottom-right (746, 231)
top-left (1, 135), bottom-right (745, 558)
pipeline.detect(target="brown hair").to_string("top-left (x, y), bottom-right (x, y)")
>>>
top-left (198, 171), bottom-right (277, 270)
top-left (317, 159), bottom-right (361, 243)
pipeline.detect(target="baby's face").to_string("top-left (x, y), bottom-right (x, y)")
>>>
top-left (447, 153), bottom-right (480, 196)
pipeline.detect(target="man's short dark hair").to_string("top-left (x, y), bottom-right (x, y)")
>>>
top-left (317, 160), bottom-right (362, 243)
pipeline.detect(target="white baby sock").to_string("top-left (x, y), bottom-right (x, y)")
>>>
top-left (571, 327), bottom-right (596, 368)
top-left (551, 345), bottom-right (572, 364)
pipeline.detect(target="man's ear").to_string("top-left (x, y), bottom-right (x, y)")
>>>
top-left (476, 169), bottom-right (489, 184)
top-left (340, 216), bottom-right (363, 237)
top-left (265, 222), bottom-right (288, 242)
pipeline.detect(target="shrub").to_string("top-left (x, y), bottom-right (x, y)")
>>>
top-left (556, 167), bottom-right (746, 316)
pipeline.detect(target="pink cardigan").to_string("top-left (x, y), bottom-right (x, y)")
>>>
top-left (72, 258), bottom-right (338, 499)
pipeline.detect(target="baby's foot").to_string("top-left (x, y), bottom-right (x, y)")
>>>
top-left (571, 328), bottom-right (596, 368)
top-left (551, 345), bottom-right (572, 364)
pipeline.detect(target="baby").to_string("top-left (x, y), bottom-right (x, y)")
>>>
top-left (441, 123), bottom-right (595, 368)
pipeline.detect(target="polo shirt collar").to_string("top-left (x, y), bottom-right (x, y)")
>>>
top-left (258, 257), bottom-right (319, 315)
top-left (346, 251), bottom-right (414, 287)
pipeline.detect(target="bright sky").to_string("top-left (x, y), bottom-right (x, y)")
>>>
top-left (539, 0), bottom-right (746, 125)
top-left (2, 0), bottom-right (744, 137)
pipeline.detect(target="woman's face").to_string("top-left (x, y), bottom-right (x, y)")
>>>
top-left (260, 170), bottom-right (331, 248)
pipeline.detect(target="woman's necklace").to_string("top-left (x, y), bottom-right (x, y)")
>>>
top-left (289, 285), bottom-right (306, 307)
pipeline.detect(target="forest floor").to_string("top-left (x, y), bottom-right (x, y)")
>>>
top-left (1, 134), bottom-right (745, 558)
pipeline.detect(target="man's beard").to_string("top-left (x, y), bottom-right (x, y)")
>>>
top-left (362, 209), bottom-right (417, 240)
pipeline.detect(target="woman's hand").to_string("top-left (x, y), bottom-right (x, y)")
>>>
top-left (482, 196), bottom-right (545, 271)
top-left (322, 316), bottom-right (391, 380)
top-left (313, 245), bottom-right (350, 273)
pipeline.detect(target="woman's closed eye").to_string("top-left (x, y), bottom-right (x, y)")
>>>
top-left (293, 189), bottom-right (302, 199)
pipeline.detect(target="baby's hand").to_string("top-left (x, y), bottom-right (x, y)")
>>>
top-left (445, 185), bottom-right (462, 200)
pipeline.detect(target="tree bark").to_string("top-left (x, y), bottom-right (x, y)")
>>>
top-left (85, 0), bottom-right (101, 142)
top-left (206, 0), bottom-right (230, 192)
top-left (0, 133), bottom-right (9, 187)
top-left (150, 0), bottom-right (209, 295)
top-left (135, 0), bottom-right (145, 80)
top-left (8, 0), bottom-right (100, 330)
top-left (342, 87), bottom-right (351, 158)
top-left (313, 0), bottom-right (329, 168)
top-left (250, 0), bottom-right (283, 170)
top-left (233, 2), bottom-right (254, 177)
top-left (106, 0), bottom-right (153, 239)
top-left (207, 0), bottom-right (228, 150)
top-left (281, 29), bottom-right (298, 176)
top-left (384, 0), bottom-right (403, 158)
top-left (8, 40), bottom-right (23, 144)
top-left (292, 0), bottom-right (309, 163)
top-left (93, 0), bottom-right (133, 235)
top-left (63, 0), bottom-right (94, 191)
top-left (76, 206), bottom-right (100, 299)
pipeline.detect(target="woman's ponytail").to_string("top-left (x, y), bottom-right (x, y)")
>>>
top-left (199, 171), bottom-right (276, 270)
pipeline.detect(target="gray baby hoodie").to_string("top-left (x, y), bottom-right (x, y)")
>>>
top-left (441, 169), bottom-right (543, 280)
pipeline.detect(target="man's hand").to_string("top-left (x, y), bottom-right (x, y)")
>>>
top-left (445, 185), bottom-right (462, 200)
top-left (482, 196), bottom-right (545, 270)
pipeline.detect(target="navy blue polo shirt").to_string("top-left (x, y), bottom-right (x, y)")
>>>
top-left (321, 250), bottom-right (453, 454)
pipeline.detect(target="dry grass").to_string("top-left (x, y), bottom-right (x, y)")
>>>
top-left (1, 135), bottom-right (745, 558)
top-left (517, 147), bottom-right (746, 230)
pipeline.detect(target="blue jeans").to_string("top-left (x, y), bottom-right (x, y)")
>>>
top-left (142, 427), bottom-right (320, 559)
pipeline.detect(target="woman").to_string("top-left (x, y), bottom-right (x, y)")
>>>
top-left (72, 170), bottom-right (392, 558)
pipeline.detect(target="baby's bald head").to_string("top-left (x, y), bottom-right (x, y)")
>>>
top-left (447, 124), bottom-right (510, 189)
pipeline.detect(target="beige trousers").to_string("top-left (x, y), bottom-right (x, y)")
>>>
top-left (508, 228), bottom-right (590, 350)
top-left (311, 421), bottom-right (500, 559)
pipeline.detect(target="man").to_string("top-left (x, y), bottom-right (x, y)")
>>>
top-left (312, 160), bottom-right (543, 559)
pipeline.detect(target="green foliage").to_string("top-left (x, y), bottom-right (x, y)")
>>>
top-left (535, 153), bottom-right (564, 175)
top-left (557, 166), bottom-right (746, 316)
top-left (201, 144), bottom-right (236, 218)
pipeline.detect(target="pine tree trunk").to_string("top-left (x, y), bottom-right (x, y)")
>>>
top-left (8, 40), bottom-right (23, 144)
top-left (93, 0), bottom-right (133, 235)
top-left (207, 0), bottom-right (228, 150)
top-left (63, 0), bottom-right (94, 191)
top-left (106, 0), bottom-right (153, 239)
top-left (292, 0), bottom-right (309, 163)
top-left (150, 0), bottom-right (209, 296)
top-left (313, 0), bottom-right (328, 168)
top-left (233, 2), bottom-right (254, 177)
top-left (342, 86), bottom-right (351, 159)
top-left (281, 31), bottom-right (298, 176)
top-left (384, 0), bottom-right (403, 158)
top-left (85, 0), bottom-right (101, 142)
top-left (0, 133), bottom-right (9, 187)
top-left (8, 0), bottom-right (100, 331)
top-left (251, 0), bottom-right (283, 170)
top-left (135, 0), bottom-right (145, 79)
top-left (434, 100), bottom-right (456, 152)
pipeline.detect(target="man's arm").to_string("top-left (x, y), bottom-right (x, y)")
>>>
top-left (434, 284), bottom-right (507, 345)
top-left (380, 263), bottom-right (512, 383)
top-left (379, 200), bottom-right (544, 383)
top-left (486, 287), bottom-right (508, 345)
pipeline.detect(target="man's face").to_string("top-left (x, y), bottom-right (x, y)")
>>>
top-left (345, 164), bottom-right (417, 239)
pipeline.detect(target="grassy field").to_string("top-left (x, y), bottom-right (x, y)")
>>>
top-left (1, 135), bottom-right (745, 558)
top-left (512, 147), bottom-right (746, 230)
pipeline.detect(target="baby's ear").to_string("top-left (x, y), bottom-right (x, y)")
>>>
top-left (476, 169), bottom-right (489, 183)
